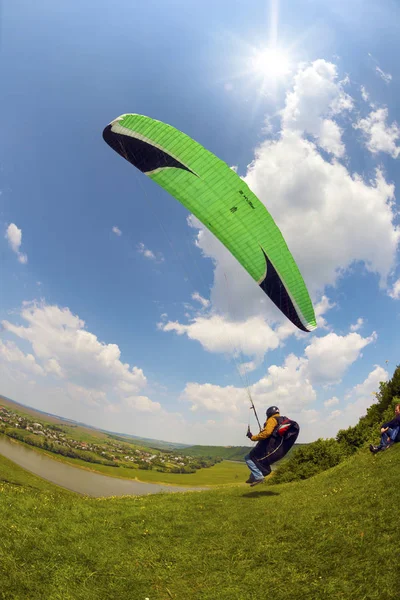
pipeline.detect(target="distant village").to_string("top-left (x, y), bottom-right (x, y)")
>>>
top-left (0, 405), bottom-right (220, 474)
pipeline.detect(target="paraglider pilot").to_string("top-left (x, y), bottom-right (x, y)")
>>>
top-left (245, 406), bottom-right (281, 487)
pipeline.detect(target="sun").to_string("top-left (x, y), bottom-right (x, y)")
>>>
top-left (250, 47), bottom-right (291, 79)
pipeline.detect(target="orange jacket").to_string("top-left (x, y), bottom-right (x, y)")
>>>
top-left (251, 413), bottom-right (280, 441)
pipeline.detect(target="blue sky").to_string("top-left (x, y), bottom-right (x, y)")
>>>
top-left (1, 0), bottom-right (400, 445)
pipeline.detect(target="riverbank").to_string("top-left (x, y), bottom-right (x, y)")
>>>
top-left (0, 434), bottom-right (247, 495)
top-left (0, 435), bottom-right (209, 496)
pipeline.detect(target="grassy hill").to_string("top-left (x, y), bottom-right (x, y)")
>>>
top-left (0, 395), bottom-right (189, 451)
top-left (106, 432), bottom-right (189, 451)
top-left (0, 440), bottom-right (398, 599)
top-left (179, 444), bottom-right (251, 460)
top-left (180, 442), bottom-right (306, 462)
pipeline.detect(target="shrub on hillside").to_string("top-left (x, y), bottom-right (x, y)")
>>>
top-left (270, 438), bottom-right (352, 484)
top-left (269, 366), bottom-right (400, 484)
top-left (336, 423), bottom-right (368, 452)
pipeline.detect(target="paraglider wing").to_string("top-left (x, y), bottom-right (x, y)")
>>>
top-left (103, 114), bottom-right (316, 332)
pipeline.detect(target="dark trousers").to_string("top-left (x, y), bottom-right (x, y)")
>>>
top-left (253, 457), bottom-right (272, 476)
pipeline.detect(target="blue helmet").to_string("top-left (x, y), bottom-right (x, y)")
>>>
top-left (266, 406), bottom-right (280, 418)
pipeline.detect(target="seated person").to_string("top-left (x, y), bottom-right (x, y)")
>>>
top-left (370, 403), bottom-right (400, 453)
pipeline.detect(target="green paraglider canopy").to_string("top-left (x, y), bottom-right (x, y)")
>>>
top-left (103, 114), bottom-right (316, 332)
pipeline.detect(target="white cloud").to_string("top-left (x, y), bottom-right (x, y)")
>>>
top-left (182, 382), bottom-right (248, 414)
top-left (0, 340), bottom-right (44, 377)
top-left (6, 223), bottom-right (22, 253)
top-left (159, 314), bottom-right (280, 363)
top-left (0, 302), bottom-right (185, 441)
top-left (18, 253), bottom-right (28, 265)
top-left (342, 365), bottom-right (389, 426)
top-left (350, 318), bottom-right (364, 332)
top-left (324, 396), bottom-right (340, 408)
top-left (124, 395), bottom-right (162, 413)
top-left (318, 118), bottom-right (346, 158)
top-left (3, 301), bottom-right (377, 445)
top-left (314, 295), bottom-right (335, 329)
top-left (304, 331), bottom-right (377, 385)
top-left (112, 226), bottom-right (122, 236)
top-left (301, 409), bottom-right (319, 424)
top-left (65, 383), bottom-right (107, 408)
top-left (44, 358), bottom-right (65, 378)
top-left (191, 292), bottom-right (210, 308)
top-left (238, 361), bottom-right (257, 376)
top-left (0, 303), bottom-right (385, 444)
top-left (188, 61), bottom-right (399, 341)
top-left (182, 340), bottom-right (387, 443)
top-left (376, 66), bottom-right (392, 84)
top-left (361, 86), bottom-right (369, 102)
top-left (137, 242), bottom-right (164, 263)
top-left (182, 351), bottom-right (316, 419)
top-left (245, 138), bottom-right (399, 296)
top-left (5, 223), bottom-right (28, 264)
top-left (349, 364), bottom-right (388, 399)
top-left (328, 409), bottom-right (342, 420)
top-left (389, 278), bottom-right (400, 299)
top-left (354, 108), bottom-right (400, 158)
top-left (162, 61), bottom-right (400, 409)
top-left (138, 242), bottom-right (155, 260)
top-left (2, 302), bottom-right (149, 401)
top-left (281, 59), bottom-right (352, 157)
top-left (251, 353), bottom-right (316, 409)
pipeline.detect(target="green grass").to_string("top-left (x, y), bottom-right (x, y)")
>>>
top-left (1, 444), bottom-right (399, 599)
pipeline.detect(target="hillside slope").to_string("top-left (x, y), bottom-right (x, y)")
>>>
top-left (0, 395), bottom-right (188, 450)
top-left (0, 442), bottom-right (398, 599)
top-left (179, 444), bottom-right (251, 460)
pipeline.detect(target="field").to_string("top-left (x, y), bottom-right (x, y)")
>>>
top-left (53, 455), bottom-right (248, 485)
top-left (1, 440), bottom-right (399, 599)
top-left (0, 397), bottom-right (226, 478)
top-left (2, 436), bottom-right (249, 486)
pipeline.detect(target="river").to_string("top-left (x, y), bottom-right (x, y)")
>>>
top-left (0, 435), bottom-right (205, 497)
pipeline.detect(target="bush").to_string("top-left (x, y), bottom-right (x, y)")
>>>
top-left (270, 366), bottom-right (400, 484)
top-left (271, 438), bottom-right (352, 484)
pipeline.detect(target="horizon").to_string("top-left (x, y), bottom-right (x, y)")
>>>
top-left (0, 393), bottom-right (249, 449)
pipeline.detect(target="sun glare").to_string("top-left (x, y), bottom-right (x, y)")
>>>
top-left (250, 47), bottom-right (291, 79)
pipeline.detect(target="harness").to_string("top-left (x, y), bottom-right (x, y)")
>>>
top-left (257, 416), bottom-right (297, 461)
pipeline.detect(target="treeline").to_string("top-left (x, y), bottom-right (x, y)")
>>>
top-left (5, 429), bottom-right (117, 467)
top-left (107, 433), bottom-right (188, 452)
top-left (180, 445), bottom-right (250, 461)
top-left (270, 365), bottom-right (400, 484)
top-left (160, 454), bottom-right (222, 474)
